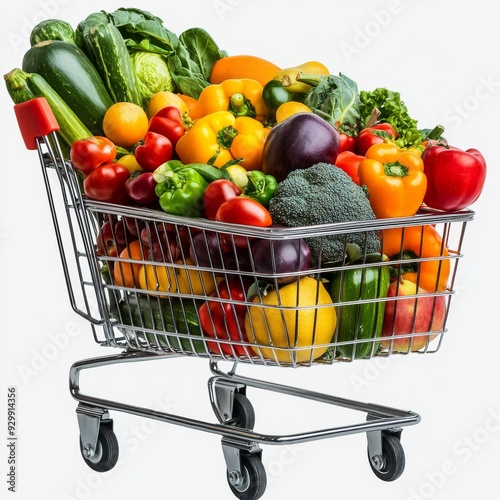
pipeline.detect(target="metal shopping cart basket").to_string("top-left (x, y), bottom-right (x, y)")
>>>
top-left (14, 97), bottom-right (474, 499)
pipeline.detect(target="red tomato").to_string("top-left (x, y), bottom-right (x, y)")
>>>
top-left (215, 196), bottom-right (272, 248)
top-left (203, 179), bottom-right (242, 220)
top-left (70, 136), bottom-right (116, 175)
top-left (83, 162), bottom-right (131, 204)
top-left (215, 196), bottom-right (272, 226)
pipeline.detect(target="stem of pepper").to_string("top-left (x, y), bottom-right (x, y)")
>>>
top-left (229, 92), bottom-right (256, 118)
top-left (217, 125), bottom-right (238, 149)
top-left (384, 161), bottom-right (409, 178)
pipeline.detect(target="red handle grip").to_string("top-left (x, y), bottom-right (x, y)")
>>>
top-left (14, 97), bottom-right (60, 150)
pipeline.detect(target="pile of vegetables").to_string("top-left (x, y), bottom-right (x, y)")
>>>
top-left (4, 7), bottom-right (489, 364)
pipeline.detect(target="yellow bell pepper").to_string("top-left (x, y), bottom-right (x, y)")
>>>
top-left (175, 111), bottom-right (270, 170)
top-left (188, 79), bottom-right (268, 122)
top-left (358, 143), bottom-right (427, 219)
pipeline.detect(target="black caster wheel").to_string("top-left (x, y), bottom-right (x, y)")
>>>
top-left (368, 432), bottom-right (405, 482)
top-left (227, 452), bottom-right (267, 500)
top-left (229, 392), bottom-right (256, 430)
top-left (80, 422), bottom-right (119, 472)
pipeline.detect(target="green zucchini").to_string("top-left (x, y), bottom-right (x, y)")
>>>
top-left (22, 40), bottom-right (114, 135)
top-left (117, 293), bottom-right (207, 354)
top-left (30, 19), bottom-right (76, 46)
top-left (4, 68), bottom-right (92, 149)
top-left (77, 16), bottom-right (142, 107)
top-left (330, 246), bottom-right (390, 359)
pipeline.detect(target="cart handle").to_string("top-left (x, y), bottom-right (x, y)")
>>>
top-left (14, 97), bottom-right (60, 150)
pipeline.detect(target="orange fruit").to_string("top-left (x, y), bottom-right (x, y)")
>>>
top-left (147, 91), bottom-right (190, 119)
top-left (209, 55), bottom-right (281, 87)
top-left (103, 102), bottom-right (149, 149)
top-left (113, 240), bottom-right (145, 288)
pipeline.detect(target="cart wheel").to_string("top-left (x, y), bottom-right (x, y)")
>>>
top-left (368, 432), bottom-right (405, 482)
top-left (80, 422), bottom-right (119, 472)
top-left (230, 393), bottom-right (256, 430)
top-left (227, 452), bottom-right (267, 500)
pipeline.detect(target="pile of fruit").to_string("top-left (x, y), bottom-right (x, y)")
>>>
top-left (5, 7), bottom-right (488, 364)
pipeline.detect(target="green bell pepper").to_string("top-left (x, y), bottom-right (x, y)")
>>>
top-left (242, 170), bottom-right (278, 207)
top-left (330, 243), bottom-right (390, 359)
top-left (262, 79), bottom-right (304, 116)
top-left (154, 162), bottom-right (208, 217)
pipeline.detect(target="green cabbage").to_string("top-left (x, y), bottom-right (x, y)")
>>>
top-left (129, 51), bottom-right (174, 106)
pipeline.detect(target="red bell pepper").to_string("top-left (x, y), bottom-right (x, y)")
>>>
top-left (335, 151), bottom-right (364, 185)
top-left (421, 145), bottom-right (487, 211)
top-left (356, 122), bottom-right (397, 156)
top-left (148, 106), bottom-right (186, 147)
top-left (198, 277), bottom-right (254, 357)
top-left (134, 131), bottom-right (173, 172)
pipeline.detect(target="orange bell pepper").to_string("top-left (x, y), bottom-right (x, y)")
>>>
top-left (358, 143), bottom-right (427, 218)
top-left (175, 111), bottom-right (269, 170)
top-left (188, 79), bottom-right (268, 122)
top-left (380, 224), bottom-right (450, 292)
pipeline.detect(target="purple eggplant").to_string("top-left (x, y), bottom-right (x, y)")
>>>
top-left (261, 112), bottom-right (340, 182)
top-left (189, 230), bottom-right (252, 271)
top-left (251, 237), bottom-right (312, 284)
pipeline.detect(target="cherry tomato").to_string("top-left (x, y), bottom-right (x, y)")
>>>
top-left (70, 136), bottom-right (116, 175)
top-left (134, 131), bottom-right (173, 172)
top-left (83, 162), bottom-right (130, 204)
top-left (203, 179), bottom-right (242, 220)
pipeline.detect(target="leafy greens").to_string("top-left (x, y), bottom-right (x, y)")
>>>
top-left (107, 7), bottom-right (226, 98)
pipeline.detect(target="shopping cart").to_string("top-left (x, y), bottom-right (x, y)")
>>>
top-left (14, 97), bottom-right (474, 499)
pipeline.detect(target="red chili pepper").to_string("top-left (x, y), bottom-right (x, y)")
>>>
top-left (148, 106), bottom-right (186, 147)
top-left (134, 131), bottom-right (173, 172)
top-left (356, 122), bottom-right (397, 156)
top-left (198, 277), bottom-right (254, 357)
top-left (421, 145), bottom-right (487, 211)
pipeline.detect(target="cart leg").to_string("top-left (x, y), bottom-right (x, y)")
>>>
top-left (76, 403), bottom-right (119, 472)
top-left (210, 379), bottom-right (256, 430)
top-left (222, 438), bottom-right (266, 500)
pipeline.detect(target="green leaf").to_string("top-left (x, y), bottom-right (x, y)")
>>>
top-left (303, 73), bottom-right (361, 129)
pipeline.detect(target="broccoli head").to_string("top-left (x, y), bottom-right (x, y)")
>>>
top-left (268, 162), bottom-right (380, 265)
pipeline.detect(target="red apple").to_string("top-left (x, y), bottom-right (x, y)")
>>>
top-left (381, 279), bottom-right (447, 353)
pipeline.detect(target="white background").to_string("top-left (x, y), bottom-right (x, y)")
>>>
top-left (1, 1), bottom-right (499, 499)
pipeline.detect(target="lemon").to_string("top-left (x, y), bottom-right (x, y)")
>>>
top-left (245, 277), bottom-right (337, 364)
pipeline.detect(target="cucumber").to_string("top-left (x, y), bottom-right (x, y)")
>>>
top-left (4, 68), bottom-right (92, 148)
top-left (22, 40), bottom-right (114, 135)
top-left (30, 19), bottom-right (76, 46)
top-left (77, 16), bottom-right (142, 107)
top-left (117, 293), bottom-right (207, 354)
top-left (330, 251), bottom-right (390, 360)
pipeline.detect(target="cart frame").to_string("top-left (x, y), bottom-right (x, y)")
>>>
top-left (15, 98), bottom-right (474, 499)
